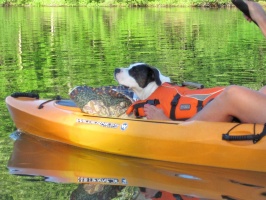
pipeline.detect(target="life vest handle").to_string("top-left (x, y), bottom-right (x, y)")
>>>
top-left (182, 82), bottom-right (204, 89)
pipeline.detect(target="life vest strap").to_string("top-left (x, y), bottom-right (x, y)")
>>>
top-left (197, 100), bottom-right (203, 112)
top-left (170, 93), bottom-right (181, 120)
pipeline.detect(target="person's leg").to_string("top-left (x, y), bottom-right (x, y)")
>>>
top-left (187, 85), bottom-right (266, 123)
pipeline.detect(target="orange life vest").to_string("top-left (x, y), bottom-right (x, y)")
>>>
top-left (126, 82), bottom-right (225, 120)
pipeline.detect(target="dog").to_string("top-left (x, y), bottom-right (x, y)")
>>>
top-left (114, 63), bottom-right (171, 100)
top-left (115, 63), bottom-right (225, 120)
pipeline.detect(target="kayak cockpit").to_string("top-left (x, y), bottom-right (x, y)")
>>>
top-left (56, 100), bottom-right (77, 107)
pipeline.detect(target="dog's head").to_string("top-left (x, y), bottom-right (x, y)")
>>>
top-left (114, 63), bottom-right (170, 100)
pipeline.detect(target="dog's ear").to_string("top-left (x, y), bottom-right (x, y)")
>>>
top-left (150, 67), bottom-right (162, 86)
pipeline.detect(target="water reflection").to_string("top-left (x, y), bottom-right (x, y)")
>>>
top-left (8, 132), bottom-right (266, 199)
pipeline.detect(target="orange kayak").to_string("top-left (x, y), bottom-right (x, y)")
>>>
top-left (5, 94), bottom-right (266, 172)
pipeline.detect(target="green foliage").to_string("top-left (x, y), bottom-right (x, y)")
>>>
top-left (191, 0), bottom-right (229, 7)
top-left (126, 0), bottom-right (148, 7)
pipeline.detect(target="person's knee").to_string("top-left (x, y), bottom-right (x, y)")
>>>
top-left (222, 85), bottom-right (242, 96)
top-left (218, 85), bottom-right (245, 103)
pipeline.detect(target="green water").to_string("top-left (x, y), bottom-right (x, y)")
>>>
top-left (0, 7), bottom-right (266, 199)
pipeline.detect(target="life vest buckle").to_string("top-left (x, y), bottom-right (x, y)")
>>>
top-left (146, 99), bottom-right (160, 106)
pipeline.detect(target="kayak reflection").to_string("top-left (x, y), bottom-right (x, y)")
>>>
top-left (8, 132), bottom-right (266, 200)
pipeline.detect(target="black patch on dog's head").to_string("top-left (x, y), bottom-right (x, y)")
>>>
top-left (129, 64), bottom-right (162, 88)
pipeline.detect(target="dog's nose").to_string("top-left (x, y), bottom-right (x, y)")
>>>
top-left (114, 68), bottom-right (121, 74)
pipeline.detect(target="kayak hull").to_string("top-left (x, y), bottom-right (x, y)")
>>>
top-left (5, 96), bottom-right (266, 172)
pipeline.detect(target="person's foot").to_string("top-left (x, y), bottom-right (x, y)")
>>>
top-left (143, 104), bottom-right (170, 120)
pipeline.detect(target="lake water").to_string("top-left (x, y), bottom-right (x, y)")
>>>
top-left (1, 7), bottom-right (266, 199)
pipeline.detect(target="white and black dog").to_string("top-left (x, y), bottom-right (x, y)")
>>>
top-left (114, 63), bottom-right (170, 100)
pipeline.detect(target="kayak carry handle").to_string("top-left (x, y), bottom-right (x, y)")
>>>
top-left (222, 123), bottom-right (266, 144)
top-left (222, 134), bottom-right (260, 142)
top-left (11, 92), bottom-right (39, 99)
top-left (182, 82), bottom-right (204, 89)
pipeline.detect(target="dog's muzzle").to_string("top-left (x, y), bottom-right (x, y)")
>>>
top-left (114, 68), bottom-right (121, 75)
top-left (114, 68), bottom-right (121, 81)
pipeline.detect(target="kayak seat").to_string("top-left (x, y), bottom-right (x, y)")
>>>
top-left (56, 100), bottom-right (77, 107)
